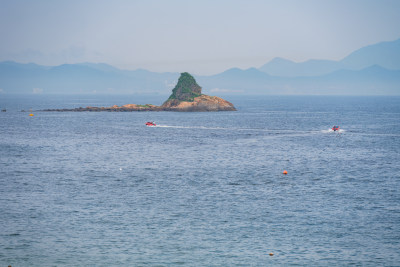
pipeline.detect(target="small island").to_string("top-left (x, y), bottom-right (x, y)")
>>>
top-left (44, 72), bottom-right (236, 112)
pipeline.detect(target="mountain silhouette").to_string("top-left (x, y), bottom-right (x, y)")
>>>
top-left (259, 38), bottom-right (400, 77)
top-left (1, 38), bottom-right (399, 95)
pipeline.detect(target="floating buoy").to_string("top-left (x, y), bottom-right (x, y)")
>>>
top-left (283, 170), bottom-right (288, 175)
top-left (269, 252), bottom-right (274, 256)
top-left (29, 113), bottom-right (34, 116)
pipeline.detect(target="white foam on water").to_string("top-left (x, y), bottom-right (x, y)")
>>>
top-left (321, 128), bottom-right (345, 134)
top-left (155, 125), bottom-right (226, 130)
top-left (152, 125), bottom-right (327, 138)
top-left (151, 124), bottom-right (350, 137)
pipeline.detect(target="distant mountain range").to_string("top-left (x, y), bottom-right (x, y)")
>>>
top-left (258, 38), bottom-right (400, 77)
top-left (1, 38), bottom-right (399, 95)
top-left (197, 64), bottom-right (400, 95)
top-left (0, 61), bottom-right (179, 95)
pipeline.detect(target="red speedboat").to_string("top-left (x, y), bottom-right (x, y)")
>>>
top-left (146, 121), bottom-right (156, 126)
top-left (332, 126), bottom-right (340, 131)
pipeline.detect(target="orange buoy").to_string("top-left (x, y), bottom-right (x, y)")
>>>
top-left (29, 113), bottom-right (34, 116)
top-left (283, 170), bottom-right (288, 175)
top-left (269, 252), bottom-right (274, 256)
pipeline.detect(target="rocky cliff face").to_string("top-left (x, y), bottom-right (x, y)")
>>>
top-left (161, 72), bottom-right (236, 111)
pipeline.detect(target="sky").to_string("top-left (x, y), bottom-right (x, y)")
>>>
top-left (1, 0), bottom-right (400, 75)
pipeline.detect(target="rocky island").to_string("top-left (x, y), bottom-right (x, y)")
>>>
top-left (44, 72), bottom-right (236, 112)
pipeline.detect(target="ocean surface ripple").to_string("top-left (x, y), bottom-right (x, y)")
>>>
top-left (1, 95), bottom-right (399, 266)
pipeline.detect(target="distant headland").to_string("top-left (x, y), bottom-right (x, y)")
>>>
top-left (43, 72), bottom-right (236, 112)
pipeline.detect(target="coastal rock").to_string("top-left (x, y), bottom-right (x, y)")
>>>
top-left (161, 94), bottom-right (236, 111)
top-left (161, 72), bottom-right (236, 111)
top-left (43, 104), bottom-right (161, 112)
top-left (43, 72), bottom-right (236, 112)
top-left (166, 72), bottom-right (202, 102)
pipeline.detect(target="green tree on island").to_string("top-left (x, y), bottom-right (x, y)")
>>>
top-left (168, 72), bottom-right (202, 102)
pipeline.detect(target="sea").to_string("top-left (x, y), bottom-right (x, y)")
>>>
top-left (1, 94), bottom-right (399, 266)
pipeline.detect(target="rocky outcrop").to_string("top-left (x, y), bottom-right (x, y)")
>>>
top-left (161, 94), bottom-right (236, 111)
top-left (166, 72), bottom-right (202, 102)
top-left (161, 72), bottom-right (236, 111)
top-left (43, 72), bottom-right (236, 112)
top-left (43, 104), bottom-right (162, 112)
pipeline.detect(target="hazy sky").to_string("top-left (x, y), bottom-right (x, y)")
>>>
top-left (1, 0), bottom-right (400, 75)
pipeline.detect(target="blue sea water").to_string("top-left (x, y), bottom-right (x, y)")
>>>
top-left (0, 95), bottom-right (399, 266)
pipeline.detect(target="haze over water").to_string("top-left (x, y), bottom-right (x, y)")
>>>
top-left (1, 95), bottom-right (399, 266)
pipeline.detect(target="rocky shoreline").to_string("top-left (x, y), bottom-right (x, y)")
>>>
top-left (42, 72), bottom-right (236, 112)
top-left (42, 95), bottom-right (236, 112)
top-left (43, 104), bottom-right (162, 112)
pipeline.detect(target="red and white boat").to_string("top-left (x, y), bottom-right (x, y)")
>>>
top-left (145, 121), bottom-right (156, 126)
